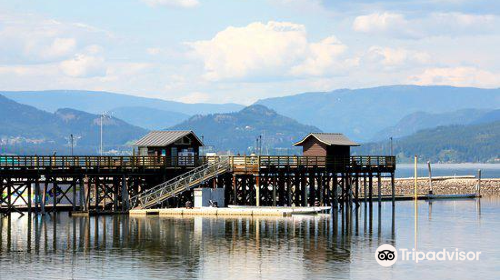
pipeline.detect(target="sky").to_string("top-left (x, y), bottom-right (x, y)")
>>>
top-left (0, 0), bottom-right (499, 105)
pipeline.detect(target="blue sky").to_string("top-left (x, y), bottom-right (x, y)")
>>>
top-left (0, 0), bottom-right (499, 104)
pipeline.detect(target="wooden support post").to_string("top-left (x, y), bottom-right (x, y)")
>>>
top-left (309, 172), bottom-right (315, 207)
top-left (333, 173), bottom-right (338, 209)
top-left (95, 177), bottom-right (99, 214)
top-left (427, 161), bottom-right (433, 194)
top-left (272, 174), bottom-right (277, 207)
top-left (377, 173), bottom-right (382, 206)
top-left (7, 180), bottom-right (12, 213)
top-left (255, 175), bottom-right (260, 207)
top-left (354, 174), bottom-right (359, 207)
top-left (72, 179), bottom-right (77, 212)
top-left (242, 176), bottom-right (247, 205)
top-left (79, 177), bottom-right (85, 211)
top-left (477, 169), bottom-right (482, 196)
top-left (53, 179), bottom-right (57, 213)
top-left (318, 174), bottom-right (323, 206)
top-left (232, 175), bottom-right (237, 205)
top-left (391, 172), bottom-right (395, 204)
top-left (341, 174), bottom-right (346, 207)
top-left (35, 178), bottom-right (40, 213)
top-left (287, 173), bottom-right (292, 206)
top-left (121, 175), bottom-right (129, 211)
top-left (28, 180), bottom-right (32, 213)
top-left (86, 177), bottom-right (91, 211)
top-left (363, 175), bottom-right (367, 203)
top-left (41, 179), bottom-right (48, 215)
top-left (113, 177), bottom-right (119, 212)
top-left (301, 173), bottom-right (307, 206)
top-left (294, 171), bottom-right (300, 206)
top-left (368, 173), bottom-right (373, 204)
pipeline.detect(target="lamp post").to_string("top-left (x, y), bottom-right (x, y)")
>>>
top-left (390, 137), bottom-right (393, 156)
top-left (259, 135), bottom-right (262, 156)
top-left (100, 114), bottom-right (103, 156)
top-left (70, 134), bottom-right (74, 156)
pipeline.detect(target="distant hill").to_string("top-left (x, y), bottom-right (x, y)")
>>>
top-left (169, 105), bottom-right (321, 154)
top-left (471, 109), bottom-right (500, 125)
top-left (0, 94), bottom-right (147, 155)
top-left (109, 106), bottom-right (190, 130)
top-left (372, 108), bottom-right (491, 141)
top-left (355, 121), bottom-right (500, 163)
top-left (1, 90), bottom-right (244, 127)
top-left (256, 85), bottom-right (500, 141)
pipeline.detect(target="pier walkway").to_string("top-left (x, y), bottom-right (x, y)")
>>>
top-left (0, 155), bottom-right (395, 214)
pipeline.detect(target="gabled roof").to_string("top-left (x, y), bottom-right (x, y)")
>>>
top-left (294, 133), bottom-right (360, 146)
top-left (135, 130), bottom-right (204, 147)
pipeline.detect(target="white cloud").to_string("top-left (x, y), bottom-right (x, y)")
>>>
top-left (39, 38), bottom-right (77, 59)
top-left (0, 13), bottom-right (110, 64)
top-left (141, 0), bottom-right (199, 8)
top-left (409, 67), bottom-right (500, 88)
top-left (60, 53), bottom-right (106, 78)
top-left (352, 12), bottom-right (499, 39)
top-left (353, 12), bottom-right (408, 33)
top-left (187, 21), bottom-right (349, 81)
top-left (290, 36), bottom-right (348, 76)
top-left (362, 46), bottom-right (430, 69)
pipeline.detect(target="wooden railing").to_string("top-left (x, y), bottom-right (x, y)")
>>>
top-left (0, 156), bottom-right (212, 168)
top-left (0, 155), bottom-right (395, 169)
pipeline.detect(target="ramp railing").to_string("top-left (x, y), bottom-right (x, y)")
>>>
top-left (129, 157), bottom-right (231, 209)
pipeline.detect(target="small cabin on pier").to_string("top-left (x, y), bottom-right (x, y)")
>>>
top-left (135, 131), bottom-right (204, 157)
top-left (294, 133), bottom-right (359, 157)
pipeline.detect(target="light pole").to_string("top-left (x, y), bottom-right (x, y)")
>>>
top-left (100, 114), bottom-right (103, 156)
top-left (259, 135), bottom-right (262, 156)
top-left (390, 137), bottom-right (393, 156)
top-left (70, 134), bottom-right (74, 156)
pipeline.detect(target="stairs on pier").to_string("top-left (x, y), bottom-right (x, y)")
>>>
top-left (130, 157), bottom-right (231, 209)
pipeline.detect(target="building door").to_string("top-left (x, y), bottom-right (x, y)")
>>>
top-left (171, 147), bottom-right (177, 165)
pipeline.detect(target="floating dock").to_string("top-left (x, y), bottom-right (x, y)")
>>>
top-left (129, 206), bottom-right (332, 217)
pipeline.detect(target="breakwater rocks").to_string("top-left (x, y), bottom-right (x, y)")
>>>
top-left (379, 176), bottom-right (500, 195)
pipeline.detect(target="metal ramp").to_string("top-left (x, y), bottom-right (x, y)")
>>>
top-left (130, 157), bottom-right (231, 209)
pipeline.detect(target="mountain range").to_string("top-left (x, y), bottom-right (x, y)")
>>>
top-left (372, 108), bottom-right (492, 141)
top-left (169, 105), bottom-right (321, 154)
top-left (0, 94), bottom-right (147, 155)
top-left (1, 86), bottom-right (499, 162)
top-left (355, 120), bottom-right (500, 163)
top-left (256, 85), bottom-right (500, 141)
top-left (1, 90), bottom-right (243, 130)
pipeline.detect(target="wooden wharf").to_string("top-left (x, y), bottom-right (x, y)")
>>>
top-left (0, 155), bottom-right (396, 215)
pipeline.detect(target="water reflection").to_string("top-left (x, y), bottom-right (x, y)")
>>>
top-left (0, 198), bottom-right (491, 280)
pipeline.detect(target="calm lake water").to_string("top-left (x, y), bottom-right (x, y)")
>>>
top-left (396, 163), bottom-right (500, 178)
top-left (1, 196), bottom-right (500, 280)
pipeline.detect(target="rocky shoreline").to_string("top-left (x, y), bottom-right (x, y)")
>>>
top-left (379, 177), bottom-right (500, 195)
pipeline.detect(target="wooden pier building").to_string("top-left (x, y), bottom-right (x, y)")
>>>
top-left (0, 131), bottom-right (396, 215)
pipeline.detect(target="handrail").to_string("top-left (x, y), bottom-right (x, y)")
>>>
top-left (130, 157), bottom-right (231, 209)
top-left (0, 155), bottom-right (396, 169)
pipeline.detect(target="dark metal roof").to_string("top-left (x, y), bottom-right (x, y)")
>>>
top-left (135, 131), bottom-right (203, 147)
top-left (294, 133), bottom-right (360, 146)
